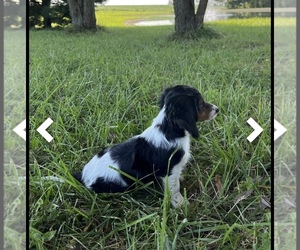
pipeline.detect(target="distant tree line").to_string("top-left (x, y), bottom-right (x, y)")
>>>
top-left (226, 0), bottom-right (296, 8)
top-left (274, 0), bottom-right (295, 8)
top-left (226, 0), bottom-right (272, 8)
top-left (4, 0), bottom-right (296, 29)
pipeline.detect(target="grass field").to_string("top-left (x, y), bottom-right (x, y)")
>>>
top-left (29, 8), bottom-right (271, 249)
top-left (4, 29), bottom-right (27, 249)
top-left (95, 5), bottom-right (175, 27)
top-left (274, 18), bottom-right (296, 250)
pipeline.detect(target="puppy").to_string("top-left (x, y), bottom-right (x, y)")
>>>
top-left (74, 85), bottom-right (219, 207)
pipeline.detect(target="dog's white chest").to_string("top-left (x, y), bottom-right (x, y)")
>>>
top-left (171, 134), bottom-right (191, 176)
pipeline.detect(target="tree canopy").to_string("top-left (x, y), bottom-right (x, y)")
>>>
top-left (29, 0), bottom-right (70, 29)
top-left (28, 0), bottom-right (105, 29)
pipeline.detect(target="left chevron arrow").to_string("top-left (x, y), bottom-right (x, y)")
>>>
top-left (13, 119), bottom-right (26, 141)
top-left (37, 118), bottom-right (54, 142)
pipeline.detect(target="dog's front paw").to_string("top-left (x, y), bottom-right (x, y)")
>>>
top-left (171, 192), bottom-right (190, 208)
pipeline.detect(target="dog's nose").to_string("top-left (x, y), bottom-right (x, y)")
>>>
top-left (213, 106), bottom-right (219, 113)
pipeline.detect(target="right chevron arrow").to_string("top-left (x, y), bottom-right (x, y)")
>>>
top-left (274, 119), bottom-right (287, 141)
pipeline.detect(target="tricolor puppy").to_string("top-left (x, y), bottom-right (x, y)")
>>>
top-left (74, 85), bottom-right (219, 207)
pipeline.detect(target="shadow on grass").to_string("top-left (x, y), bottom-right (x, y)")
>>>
top-left (64, 24), bottom-right (108, 34)
top-left (168, 26), bottom-right (224, 41)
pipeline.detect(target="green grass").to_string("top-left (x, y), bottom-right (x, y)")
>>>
top-left (95, 5), bottom-right (174, 27)
top-left (4, 29), bottom-right (27, 249)
top-left (274, 17), bottom-right (296, 250)
top-left (29, 16), bottom-right (271, 249)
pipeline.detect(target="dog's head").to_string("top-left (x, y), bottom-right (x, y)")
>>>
top-left (159, 85), bottom-right (219, 139)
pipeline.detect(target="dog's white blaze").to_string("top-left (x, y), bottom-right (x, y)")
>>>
top-left (152, 106), bottom-right (166, 124)
top-left (141, 107), bottom-right (191, 177)
top-left (140, 107), bottom-right (171, 148)
top-left (82, 153), bottom-right (127, 188)
top-left (140, 126), bottom-right (170, 148)
top-left (140, 106), bottom-right (193, 151)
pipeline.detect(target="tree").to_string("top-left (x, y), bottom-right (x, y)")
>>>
top-left (28, 0), bottom-right (105, 29)
top-left (40, 0), bottom-right (51, 28)
top-left (29, 0), bottom-right (70, 29)
top-left (66, 0), bottom-right (105, 30)
top-left (173, 0), bottom-right (209, 33)
top-left (66, 0), bottom-right (95, 29)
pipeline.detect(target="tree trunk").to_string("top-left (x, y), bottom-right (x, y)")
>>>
top-left (195, 0), bottom-right (209, 29)
top-left (83, 0), bottom-right (96, 29)
top-left (173, 0), bottom-right (196, 33)
top-left (42, 0), bottom-right (52, 29)
top-left (67, 0), bottom-right (96, 30)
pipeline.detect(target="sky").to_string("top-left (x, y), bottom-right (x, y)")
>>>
top-left (104, 0), bottom-right (171, 5)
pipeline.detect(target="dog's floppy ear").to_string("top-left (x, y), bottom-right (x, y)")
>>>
top-left (166, 95), bottom-right (199, 139)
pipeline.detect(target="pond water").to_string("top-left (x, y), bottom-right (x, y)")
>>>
top-left (134, 8), bottom-right (295, 26)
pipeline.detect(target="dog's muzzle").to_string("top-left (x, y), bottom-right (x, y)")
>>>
top-left (209, 105), bottom-right (219, 120)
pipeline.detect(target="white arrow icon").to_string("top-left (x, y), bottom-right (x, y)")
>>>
top-left (13, 119), bottom-right (26, 141)
top-left (274, 119), bottom-right (287, 141)
top-left (247, 118), bottom-right (263, 142)
top-left (37, 118), bottom-right (54, 142)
